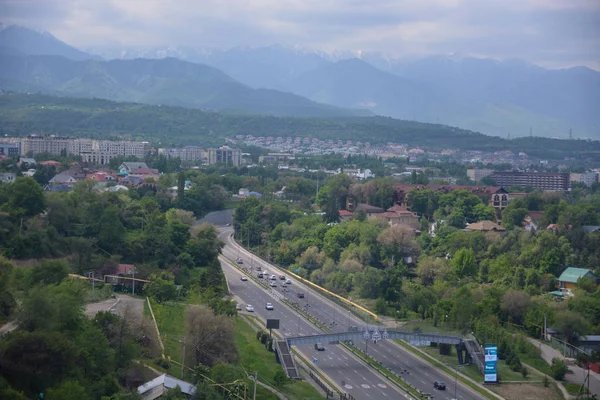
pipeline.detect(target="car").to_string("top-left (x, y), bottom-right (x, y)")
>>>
top-left (297, 292), bottom-right (305, 298)
top-left (255, 266), bottom-right (261, 271)
top-left (266, 303), bottom-right (274, 310)
top-left (434, 381), bottom-right (446, 390)
top-left (270, 275), bottom-right (277, 280)
top-left (279, 275), bottom-right (286, 280)
top-left (315, 343), bottom-right (325, 351)
top-left (226, 223), bottom-right (231, 226)
top-left (257, 272), bottom-right (264, 279)
top-left (269, 281), bottom-right (278, 287)
top-left (236, 258), bottom-right (244, 264)
top-left (285, 279), bottom-right (292, 285)
top-left (236, 303), bottom-right (242, 311)
top-left (245, 304), bottom-right (254, 312)
top-left (240, 275), bottom-right (248, 281)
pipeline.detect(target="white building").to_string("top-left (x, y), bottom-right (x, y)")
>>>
top-left (22, 135), bottom-right (71, 155)
top-left (158, 146), bottom-right (205, 162)
top-left (208, 146), bottom-right (241, 166)
top-left (570, 172), bottom-right (598, 187)
top-left (467, 169), bottom-right (493, 182)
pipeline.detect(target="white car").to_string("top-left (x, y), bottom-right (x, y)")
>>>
top-left (245, 304), bottom-right (254, 312)
top-left (236, 303), bottom-right (242, 311)
top-left (241, 276), bottom-right (248, 281)
top-left (266, 303), bottom-right (274, 310)
top-left (269, 281), bottom-right (278, 287)
top-left (270, 275), bottom-right (277, 280)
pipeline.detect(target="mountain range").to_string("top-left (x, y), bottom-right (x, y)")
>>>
top-left (1, 25), bottom-right (599, 139)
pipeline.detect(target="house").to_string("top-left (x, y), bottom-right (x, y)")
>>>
top-left (22, 169), bottom-right (37, 177)
top-left (137, 374), bottom-right (196, 400)
top-left (120, 176), bottom-right (145, 187)
top-left (119, 162), bottom-right (149, 174)
top-left (465, 220), bottom-right (506, 232)
top-left (523, 211), bottom-right (544, 232)
top-left (45, 184), bottom-right (73, 192)
top-left (583, 226), bottom-right (600, 234)
top-left (557, 267), bottom-right (597, 291)
top-left (87, 171), bottom-right (117, 182)
top-left (377, 204), bottom-right (420, 229)
top-left (128, 168), bottom-right (160, 181)
top-left (39, 160), bottom-right (62, 168)
top-left (353, 203), bottom-right (385, 217)
top-left (0, 172), bottom-right (16, 184)
top-left (117, 264), bottom-right (136, 276)
top-left (107, 185), bottom-right (129, 192)
top-left (17, 157), bottom-right (36, 167)
top-left (339, 209), bottom-right (353, 222)
top-left (48, 173), bottom-right (78, 185)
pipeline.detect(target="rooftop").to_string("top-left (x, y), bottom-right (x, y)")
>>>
top-left (465, 220), bottom-right (506, 232)
top-left (558, 267), bottom-right (596, 283)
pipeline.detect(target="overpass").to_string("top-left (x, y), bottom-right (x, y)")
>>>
top-left (287, 329), bottom-right (463, 346)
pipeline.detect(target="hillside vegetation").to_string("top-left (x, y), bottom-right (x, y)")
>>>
top-left (2, 93), bottom-right (600, 160)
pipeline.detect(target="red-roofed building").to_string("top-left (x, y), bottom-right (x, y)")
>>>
top-left (339, 209), bottom-right (353, 221)
top-left (86, 171), bottom-right (117, 182)
top-left (377, 205), bottom-right (419, 229)
top-left (128, 167), bottom-right (160, 180)
top-left (39, 160), bottom-right (62, 168)
top-left (117, 264), bottom-right (136, 276)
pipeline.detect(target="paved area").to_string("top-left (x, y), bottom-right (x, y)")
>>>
top-left (528, 337), bottom-right (600, 396)
top-left (0, 321), bottom-right (17, 335)
top-left (85, 295), bottom-right (145, 323)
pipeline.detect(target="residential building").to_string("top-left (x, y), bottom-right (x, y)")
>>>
top-left (465, 220), bottom-right (506, 232)
top-left (208, 146), bottom-right (241, 166)
top-left (491, 171), bottom-right (569, 191)
top-left (0, 172), bottom-right (16, 184)
top-left (0, 143), bottom-right (20, 157)
top-left (377, 204), bottom-right (420, 229)
top-left (119, 162), bottom-right (149, 174)
top-left (570, 172), bottom-right (598, 187)
top-left (78, 140), bottom-right (146, 165)
top-left (258, 153), bottom-right (295, 164)
top-left (583, 226), bottom-right (600, 234)
top-left (557, 267), bottom-right (597, 292)
top-left (158, 146), bottom-right (205, 162)
top-left (48, 173), bottom-right (78, 185)
top-left (39, 160), bottom-right (62, 168)
top-left (467, 169), bottom-right (493, 182)
top-left (393, 184), bottom-right (509, 210)
top-left (22, 135), bottom-right (71, 155)
top-left (352, 203), bottom-right (385, 218)
top-left (128, 168), bottom-right (160, 181)
top-left (17, 157), bottom-right (37, 167)
top-left (339, 210), bottom-right (354, 222)
top-left (137, 374), bottom-right (196, 400)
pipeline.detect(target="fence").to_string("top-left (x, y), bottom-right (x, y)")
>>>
top-left (308, 370), bottom-right (355, 400)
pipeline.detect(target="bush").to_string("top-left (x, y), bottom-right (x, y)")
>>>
top-left (543, 375), bottom-right (550, 387)
top-left (155, 357), bottom-right (170, 370)
top-left (550, 358), bottom-right (568, 381)
top-left (521, 367), bottom-right (529, 378)
top-left (273, 369), bottom-right (288, 387)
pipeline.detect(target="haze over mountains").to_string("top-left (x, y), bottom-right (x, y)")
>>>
top-left (1, 25), bottom-right (599, 139)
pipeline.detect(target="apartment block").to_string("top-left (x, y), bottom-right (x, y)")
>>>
top-left (22, 135), bottom-right (71, 155)
top-left (208, 146), bottom-right (241, 166)
top-left (570, 172), bottom-right (598, 187)
top-left (467, 168), bottom-right (493, 182)
top-left (0, 143), bottom-right (20, 157)
top-left (158, 146), bottom-right (205, 162)
top-left (491, 171), bottom-right (570, 191)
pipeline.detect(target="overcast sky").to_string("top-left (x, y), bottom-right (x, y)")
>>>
top-left (2, 0), bottom-right (599, 69)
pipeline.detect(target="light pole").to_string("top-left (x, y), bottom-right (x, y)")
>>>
top-left (178, 338), bottom-right (186, 379)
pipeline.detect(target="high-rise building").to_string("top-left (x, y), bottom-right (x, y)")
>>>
top-left (491, 171), bottom-right (569, 191)
top-left (0, 143), bottom-right (20, 156)
top-left (158, 146), bottom-right (205, 162)
top-left (570, 172), bottom-right (598, 187)
top-left (22, 135), bottom-right (71, 155)
top-left (467, 169), bottom-right (493, 182)
top-left (208, 146), bottom-right (241, 166)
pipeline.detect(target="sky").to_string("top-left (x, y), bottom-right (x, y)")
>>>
top-left (1, 0), bottom-right (599, 70)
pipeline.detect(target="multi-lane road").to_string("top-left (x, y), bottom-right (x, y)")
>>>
top-left (219, 227), bottom-right (485, 400)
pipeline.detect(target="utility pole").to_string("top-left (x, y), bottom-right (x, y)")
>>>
top-left (253, 371), bottom-right (258, 400)
top-left (454, 367), bottom-right (458, 400)
top-left (569, 128), bottom-right (572, 140)
top-left (180, 338), bottom-right (186, 379)
top-left (132, 267), bottom-right (135, 295)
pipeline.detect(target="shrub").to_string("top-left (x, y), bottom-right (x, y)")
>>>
top-left (273, 369), bottom-right (288, 387)
top-left (439, 343), bottom-right (452, 356)
top-left (550, 358), bottom-right (568, 381)
top-left (543, 375), bottom-right (550, 387)
top-left (521, 367), bottom-right (529, 378)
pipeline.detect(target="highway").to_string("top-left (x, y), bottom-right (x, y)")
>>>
top-left (221, 256), bottom-right (405, 400)
top-left (219, 227), bottom-right (486, 400)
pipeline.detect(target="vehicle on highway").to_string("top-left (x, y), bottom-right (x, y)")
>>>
top-left (270, 275), bottom-right (277, 280)
top-left (280, 275), bottom-right (286, 280)
top-left (257, 272), bottom-right (264, 278)
top-left (285, 279), bottom-right (292, 285)
top-left (245, 304), bottom-right (254, 312)
top-left (434, 381), bottom-right (446, 390)
top-left (236, 303), bottom-right (242, 311)
top-left (269, 281), bottom-right (277, 287)
top-left (281, 282), bottom-right (287, 287)
top-left (297, 292), bottom-right (305, 298)
top-left (240, 275), bottom-right (248, 281)
top-left (315, 343), bottom-right (325, 351)
top-left (236, 258), bottom-right (244, 264)
top-left (255, 266), bottom-right (261, 271)
top-left (266, 303), bottom-right (274, 310)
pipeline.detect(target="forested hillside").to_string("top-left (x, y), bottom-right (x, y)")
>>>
top-left (2, 93), bottom-right (600, 160)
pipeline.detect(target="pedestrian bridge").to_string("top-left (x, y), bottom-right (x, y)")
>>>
top-left (286, 329), bottom-right (463, 346)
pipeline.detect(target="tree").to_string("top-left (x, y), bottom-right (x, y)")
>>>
top-left (316, 186), bottom-right (340, 224)
top-left (28, 259), bottom-right (69, 286)
top-left (500, 290), bottom-right (530, 325)
top-left (46, 381), bottom-right (90, 400)
top-left (451, 248), bottom-right (477, 278)
top-left (98, 206), bottom-right (125, 252)
top-left (186, 306), bottom-right (238, 367)
top-left (4, 177), bottom-right (45, 218)
top-left (502, 207), bottom-right (529, 229)
top-left (554, 310), bottom-right (589, 344)
top-left (145, 272), bottom-right (177, 302)
top-left (377, 224), bottom-right (418, 264)
top-left (177, 171), bottom-right (186, 200)
top-left (550, 358), bottom-right (568, 381)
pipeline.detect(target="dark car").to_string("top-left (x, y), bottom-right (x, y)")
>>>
top-left (434, 381), bottom-right (446, 390)
top-left (315, 343), bottom-right (325, 351)
top-left (297, 292), bottom-right (305, 299)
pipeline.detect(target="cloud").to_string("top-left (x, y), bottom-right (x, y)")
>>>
top-left (1, 0), bottom-right (599, 69)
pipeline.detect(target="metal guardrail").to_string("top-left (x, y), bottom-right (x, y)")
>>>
top-left (287, 330), bottom-right (463, 346)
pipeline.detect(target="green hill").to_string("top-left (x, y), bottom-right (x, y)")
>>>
top-left (1, 93), bottom-right (599, 160)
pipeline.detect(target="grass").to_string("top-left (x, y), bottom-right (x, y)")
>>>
top-left (400, 320), bottom-right (464, 334)
top-left (149, 299), bottom-right (187, 364)
top-left (518, 353), bottom-right (552, 376)
top-left (562, 382), bottom-right (589, 395)
top-left (234, 317), bottom-right (324, 400)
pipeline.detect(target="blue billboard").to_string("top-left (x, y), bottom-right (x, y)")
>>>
top-left (484, 344), bottom-right (498, 383)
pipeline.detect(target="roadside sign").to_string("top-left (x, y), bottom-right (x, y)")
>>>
top-left (313, 358), bottom-right (318, 365)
